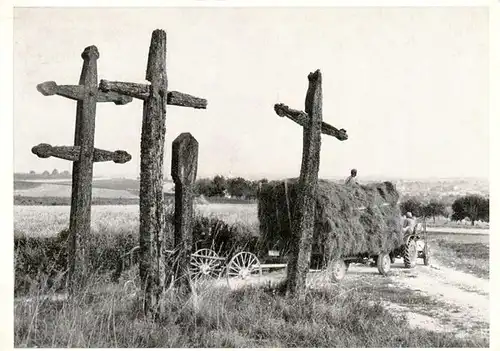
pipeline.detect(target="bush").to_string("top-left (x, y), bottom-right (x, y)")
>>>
top-left (14, 227), bottom-right (138, 296)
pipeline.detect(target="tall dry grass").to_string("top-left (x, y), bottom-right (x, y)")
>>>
top-left (14, 272), bottom-right (487, 348)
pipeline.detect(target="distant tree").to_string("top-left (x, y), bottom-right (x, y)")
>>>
top-left (400, 198), bottom-right (423, 217)
top-left (52, 168), bottom-right (59, 176)
top-left (61, 170), bottom-right (71, 177)
top-left (227, 177), bottom-right (250, 198)
top-left (194, 178), bottom-right (213, 197)
top-left (29, 170), bottom-right (36, 175)
top-left (451, 195), bottom-right (489, 226)
top-left (42, 170), bottom-right (50, 177)
top-left (211, 175), bottom-right (227, 197)
top-left (421, 200), bottom-right (447, 223)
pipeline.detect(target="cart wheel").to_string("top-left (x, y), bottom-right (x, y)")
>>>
top-left (330, 259), bottom-right (347, 282)
top-left (226, 252), bottom-right (262, 289)
top-left (189, 249), bottom-right (222, 281)
top-left (377, 253), bottom-right (391, 275)
top-left (403, 239), bottom-right (418, 269)
top-left (423, 243), bottom-right (431, 266)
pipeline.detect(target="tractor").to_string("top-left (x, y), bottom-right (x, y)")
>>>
top-left (390, 218), bottom-right (431, 268)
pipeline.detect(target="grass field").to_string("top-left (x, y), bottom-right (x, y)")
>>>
top-left (428, 237), bottom-right (489, 279)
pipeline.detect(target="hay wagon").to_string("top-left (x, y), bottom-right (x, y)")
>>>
top-left (256, 178), bottom-right (414, 283)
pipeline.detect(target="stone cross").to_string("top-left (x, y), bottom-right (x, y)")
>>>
top-left (32, 46), bottom-right (133, 294)
top-left (273, 69), bottom-right (348, 298)
top-left (171, 133), bottom-right (199, 292)
top-left (99, 29), bottom-right (207, 315)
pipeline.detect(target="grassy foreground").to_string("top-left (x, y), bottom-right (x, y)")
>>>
top-left (14, 270), bottom-right (486, 348)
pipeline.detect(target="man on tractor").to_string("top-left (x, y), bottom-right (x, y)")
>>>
top-left (402, 211), bottom-right (417, 236)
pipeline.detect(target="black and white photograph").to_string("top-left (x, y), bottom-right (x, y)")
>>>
top-left (2, 1), bottom-right (497, 348)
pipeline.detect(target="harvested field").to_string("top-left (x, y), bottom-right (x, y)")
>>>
top-left (14, 183), bottom-right (138, 199)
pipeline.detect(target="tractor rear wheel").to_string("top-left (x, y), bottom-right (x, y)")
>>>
top-left (377, 253), bottom-right (391, 275)
top-left (403, 239), bottom-right (418, 268)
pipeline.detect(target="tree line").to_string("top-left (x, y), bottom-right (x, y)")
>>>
top-left (194, 175), bottom-right (268, 199)
top-left (400, 194), bottom-right (489, 226)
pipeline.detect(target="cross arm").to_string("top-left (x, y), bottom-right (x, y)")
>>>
top-left (37, 81), bottom-right (85, 101)
top-left (100, 80), bottom-right (208, 109)
top-left (32, 143), bottom-right (131, 163)
top-left (274, 103), bottom-right (348, 141)
top-left (99, 80), bottom-right (150, 100)
top-left (167, 91), bottom-right (207, 109)
top-left (37, 81), bottom-right (133, 105)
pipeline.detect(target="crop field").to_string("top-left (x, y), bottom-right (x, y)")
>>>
top-left (14, 204), bottom-right (258, 238)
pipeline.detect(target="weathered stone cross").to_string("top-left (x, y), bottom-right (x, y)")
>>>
top-left (32, 46), bottom-right (133, 294)
top-left (273, 69), bottom-right (348, 298)
top-left (99, 29), bottom-right (207, 315)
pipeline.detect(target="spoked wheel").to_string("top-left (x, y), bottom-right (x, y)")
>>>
top-left (189, 249), bottom-right (222, 282)
top-left (423, 243), bottom-right (431, 266)
top-left (226, 252), bottom-right (262, 289)
top-left (330, 259), bottom-right (347, 282)
top-left (377, 252), bottom-right (391, 275)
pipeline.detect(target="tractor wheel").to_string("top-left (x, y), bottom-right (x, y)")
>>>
top-left (377, 253), bottom-right (391, 275)
top-left (403, 239), bottom-right (418, 268)
top-left (423, 243), bottom-right (431, 266)
top-left (330, 259), bottom-right (347, 282)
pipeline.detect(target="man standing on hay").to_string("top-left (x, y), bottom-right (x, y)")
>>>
top-left (345, 168), bottom-right (358, 186)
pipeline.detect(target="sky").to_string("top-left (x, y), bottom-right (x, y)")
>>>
top-left (13, 7), bottom-right (489, 181)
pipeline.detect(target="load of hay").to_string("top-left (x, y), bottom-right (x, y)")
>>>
top-left (257, 178), bottom-right (403, 260)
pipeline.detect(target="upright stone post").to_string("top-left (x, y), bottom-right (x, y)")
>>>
top-left (171, 133), bottom-right (199, 291)
top-left (32, 46), bottom-right (132, 294)
top-left (273, 70), bottom-right (348, 298)
top-left (99, 29), bottom-right (207, 315)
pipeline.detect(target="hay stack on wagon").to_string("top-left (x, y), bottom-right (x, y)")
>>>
top-left (257, 179), bottom-right (403, 261)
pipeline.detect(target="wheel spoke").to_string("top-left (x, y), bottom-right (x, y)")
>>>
top-left (235, 254), bottom-right (243, 268)
top-left (232, 260), bottom-right (243, 271)
top-left (229, 265), bottom-right (240, 274)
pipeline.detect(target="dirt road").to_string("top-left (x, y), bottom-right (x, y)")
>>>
top-left (346, 259), bottom-right (489, 340)
top-left (233, 256), bottom-right (489, 341)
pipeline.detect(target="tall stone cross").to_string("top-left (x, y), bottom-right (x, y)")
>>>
top-left (32, 45), bottom-right (133, 294)
top-left (99, 29), bottom-right (207, 315)
top-left (274, 69), bottom-right (348, 298)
